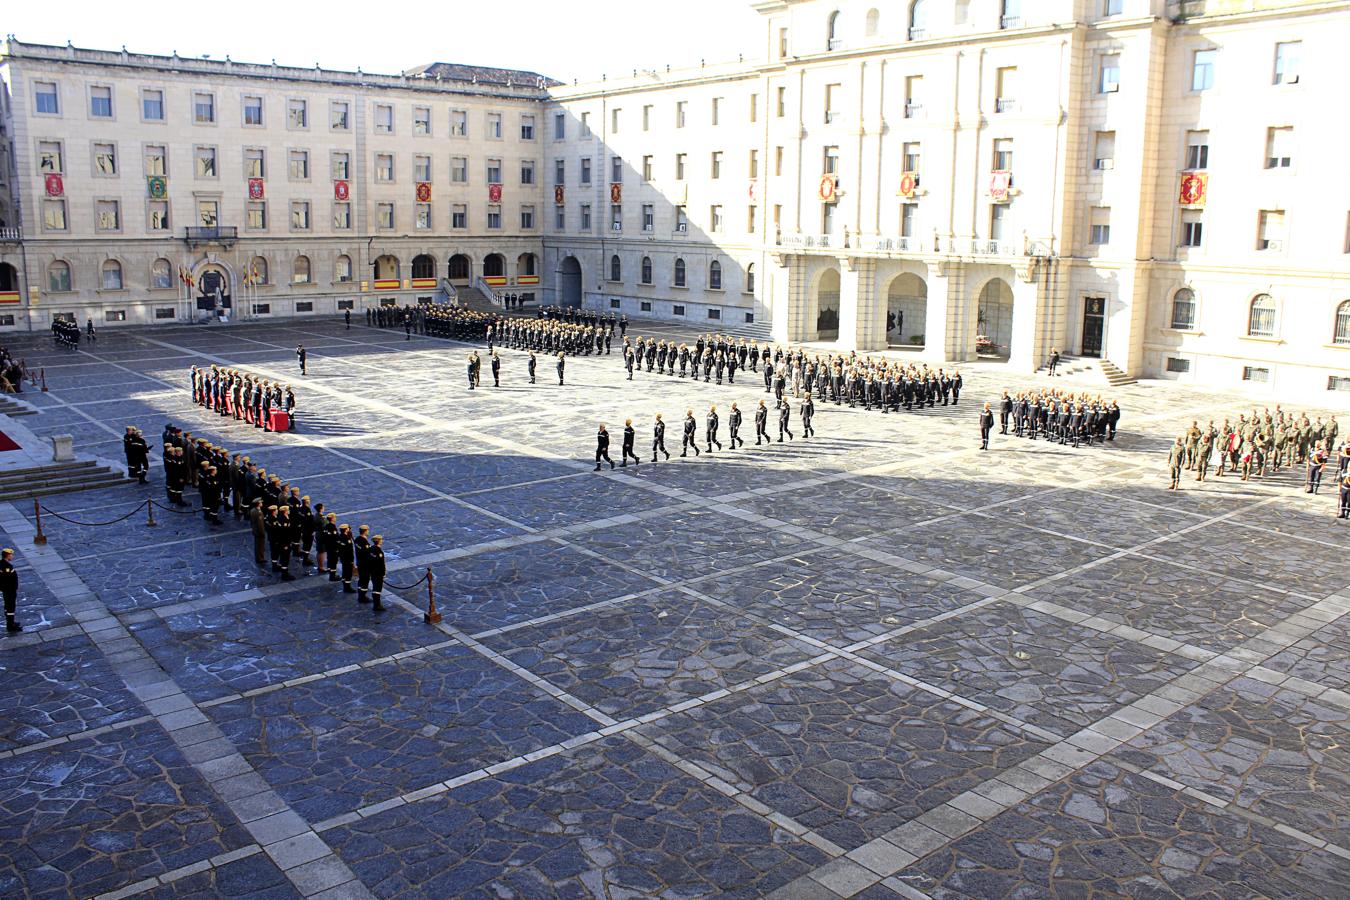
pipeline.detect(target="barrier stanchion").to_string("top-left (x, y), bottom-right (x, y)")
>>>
top-left (145, 499), bottom-right (157, 528)
top-left (40, 368), bottom-right (48, 392)
top-left (32, 499), bottom-right (47, 545)
top-left (424, 568), bottom-right (441, 624)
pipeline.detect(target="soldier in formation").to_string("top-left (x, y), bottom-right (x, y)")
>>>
top-left (189, 366), bottom-right (295, 432)
top-left (1002, 390), bottom-right (1123, 447)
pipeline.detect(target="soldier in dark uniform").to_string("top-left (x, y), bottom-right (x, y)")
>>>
top-left (1339, 472), bottom-right (1350, 519)
top-left (998, 392), bottom-right (1012, 434)
top-left (594, 424), bottom-right (615, 471)
top-left (367, 535), bottom-right (387, 612)
top-left (728, 403), bottom-right (744, 449)
top-left (754, 400), bottom-right (770, 445)
top-left (336, 524), bottom-right (356, 592)
top-left (801, 395), bottom-right (815, 438)
top-left (490, 351), bottom-right (502, 387)
top-left (980, 402), bottom-right (995, 450)
top-left (624, 345), bottom-right (635, 380)
top-left (323, 512), bottom-right (340, 581)
top-left (123, 427), bottom-right (149, 484)
top-left (557, 352), bottom-right (566, 385)
top-left (652, 414), bottom-right (670, 461)
top-left (681, 410), bottom-right (700, 457)
top-left (200, 465), bottom-right (222, 524)
top-left (248, 499), bottom-right (267, 565)
top-left (777, 400), bottom-right (793, 441)
top-left (528, 351), bottom-right (538, 384)
top-left (298, 495), bottom-right (316, 568)
top-left (620, 419), bottom-right (640, 467)
top-left (296, 345), bottom-right (307, 376)
top-left (355, 525), bottom-right (372, 602)
top-left (705, 405), bottom-right (722, 452)
top-left (1, 548), bottom-right (20, 632)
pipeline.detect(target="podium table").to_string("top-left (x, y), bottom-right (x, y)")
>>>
top-left (268, 410), bottom-right (290, 432)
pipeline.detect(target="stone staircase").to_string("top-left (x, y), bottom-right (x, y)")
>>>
top-left (455, 284), bottom-right (501, 314)
top-left (0, 394), bottom-right (38, 417)
top-left (0, 459), bottom-right (132, 502)
top-left (1035, 354), bottom-right (1137, 387)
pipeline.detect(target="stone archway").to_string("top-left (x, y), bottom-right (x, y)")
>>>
top-left (975, 278), bottom-right (1014, 360)
top-left (448, 254), bottom-right (471, 282)
top-left (886, 272), bottom-right (927, 348)
top-left (558, 256), bottom-right (582, 308)
top-left (374, 255), bottom-right (400, 281)
top-left (0, 262), bottom-right (18, 293)
top-left (815, 268), bottom-right (841, 341)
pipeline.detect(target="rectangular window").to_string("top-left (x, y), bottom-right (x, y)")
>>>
top-left (487, 205), bottom-right (502, 229)
top-left (292, 201), bottom-right (311, 230)
top-left (642, 105), bottom-right (652, 131)
top-left (1265, 126), bottom-right (1293, 168)
top-left (708, 309), bottom-right (721, 321)
top-left (642, 155), bottom-right (653, 182)
top-left (640, 301), bottom-right (653, 312)
top-left (144, 145), bottom-right (166, 176)
top-left (370, 103), bottom-right (392, 133)
top-left (368, 153), bottom-right (391, 182)
top-left (1274, 41), bottom-right (1301, 85)
top-left (1001, 0), bottom-right (1022, 29)
top-left (240, 95), bottom-right (262, 126)
top-left (337, 298), bottom-right (354, 309)
top-left (611, 204), bottom-right (623, 231)
top-left (331, 101), bottom-right (350, 130)
top-left (37, 140), bottom-right (62, 174)
top-left (675, 153), bottom-right (686, 180)
top-left (1180, 209), bottom-right (1203, 247)
top-left (246, 201), bottom-right (266, 230)
top-left (1089, 206), bottom-right (1111, 245)
top-left (1329, 376), bottom-right (1350, 392)
top-left (611, 155), bottom-right (623, 183)
top-left (451, 157), bottom-right (467, 183)
top-left (711, 97), bottom-right (721, 126)
top-left (295, 302), bottom-right (314, 313)
top-left (750, 93), bottom-right (759, 122)
top-left (414, 154), bottom-right (432, 182)
top-left (1257, 209), bottom-right (1285, 250)
top-left (197, 200), bottom-right (218, 226)
top-left (93, 142), bottom-right (117, 175)
top-left (711, 151), bottom-right (723, 179)
top-left (610, 298), bottom-right (622, 310)
top-left (332, 151), bottom-right (350, 180)
top-left (452, 204), bottom-right (467, 229)
top-left (1185, 130), bottom-right (1209, 169)
top-left (1100, 55), bottom-right (1121, 93)
top-left (104, 309), bottom-right (127, 321)
top-left (289, 150), bottom-right (310, 180)
top-left (486, 158), bottom-right (502, 183)
top-left (1191, 49), bottom-right (1216, 91)
top-left (143, 89), bottom-right (165, 121)
top-left (333, 202), bottom-right (351, 229)
top-left (611, 108), bottom-right (621, 133)
top-left (413, 106), bottom-right (431, 135)
top-left (675, 101), bottom-right (687, 128)
top-left (513, 159), bottom-right (532, 185)
top-left (990, 203), bottom-right (1009, 241)
top-left (905, 76), bottom-right (923, 117)
top-left (993, 138), bottom-right (1014, 170)
top-left (252, 304), bottom-right (271, 316)
top-left (555, 206), bottom-right (566, 230)
top-left (903, 141), bottom-right (921, 173)
top-left (149, 200), bottom-right (170, 231)
top-left (1093, 131), bottom-right (1116, 170)
top-left (580, 157), bottom-right (592, 184)
top-left (554, 159), bottom-right (565, 186)
top-left (1166, 357), bottom-right (1191, 373)
top-left (673, 304), bottom-right (685, 316)
top-left (823, 145), bottom-right (839, 175)
top-left (777, 86), bottom-right (787, 117)
top-left (451, 109), bottom-right (468, 136)
top-left (43, 199), bottom-right (67, 230)
top-left (1242, 366), bottom-right (1271, 383)
top-left (749, 148), bottom-right (759, 179)
top-left (487, 112), bottom-right (503, 139)
top-left (779, 27), bottom-right (789, 58)
top-left (289, 99), bottom-right (309, 129)
top-left (676, 205), bottom-right (688, 232)
top-left (195, 146), bottom-right (217, 178)
top-left (35, 81), bottom-right (59, 114)
top-left (1104, 0), bottom-right (1123, 16)
top-left (580, 204), bottom-right (592, 231)
top-left (520, 205), bottom-right (535, 229)
top-left (191, 92), bottom-right (215, 124)
top-left (643, 204), bottom-right (654, 231)
top-left (747, 205), bottom-right (757, 232)
top-left (823, 201), bottom-right (837, 234)
top-left (995, 67), bottom-right (1017, 112)
top-left (245, 148), bottom-right (265, 178)
top-left (901, 202), bottom-right (918, 237)
top-left (96, 199), bottom-right (120, 231)
top-left (155, 308), bottom-right (176, 320)
top-left (554, 112), bottom-right (566, 140)
top-left (376, 202), bottom-right (394, 229)
top-left (521, 114), bottom-right (535, 140)
top-left (416, 203), bottom-right (432, 229)
top-left (91, 85), bottom-right (114, 118)
top-left (775, 146), bottom-right (785, 176)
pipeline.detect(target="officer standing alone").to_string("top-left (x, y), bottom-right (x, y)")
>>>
top-left (1, 548), bottom-right (20, 632)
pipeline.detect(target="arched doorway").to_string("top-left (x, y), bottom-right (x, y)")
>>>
top-left (887, 273), bottom-right (927, 348)
top-left (482, 254), bottom-right (505, 278)
top-left (976, 279), bottom-right (1014, 359)
top-left (816, 268), bottom-right (841, 341)
top-left (374, 255), bottom-right (400, 280)
top-left (448, 254), bottom-right (471, 282)
top-left (195, 264), bottom-right (232, 314)
top-left (559, 256), bottom-right (582, 308)
top-left (0, 262), bottom-right (17, 292)
top-left (411, 254), bottom-right (436, 280)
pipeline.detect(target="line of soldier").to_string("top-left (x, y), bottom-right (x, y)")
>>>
top-left (159, 424), bottom-right (388, 609)
top-left (537, 306), bottom-right (625, 336)
top-left (190, 366), bottom-right (296, 431)
top-left (490, 317), bottom-right (612, 357)
top-left (593, 398), bottom-right (816, 469)
top-left (52, 319), bottom-right (82, 348)
top-left (1172, 411), bottom-right (1340, 485)
top-left (993, 390), bottom-right (1123, 447)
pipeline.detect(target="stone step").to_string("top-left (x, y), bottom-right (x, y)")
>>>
top-left (0, 467), bottom-right (126, 492)
top-left (0, 473), bottom-right (131, 503)
top-left (0, 459), bottom-right (102, 482)
top-left (0, 395), bottom-right (38, 417)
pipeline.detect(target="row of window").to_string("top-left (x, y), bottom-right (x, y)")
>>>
top-left (606, 256), bottom-right (754, 293)
top-left (38, 196), bottom-right (541, 233)
top-left (30, 81), bottom-right (538, 139)
top-left (1169, 290), bottom-right (1350, 344)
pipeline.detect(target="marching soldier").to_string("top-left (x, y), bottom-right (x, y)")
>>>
top-left (777, 400), bottom-right (794, 442)
top-left (652, 414), bottom-right (670, 461)
top-left (755, 400), bottom-right (770, 445)
top-left (706, 405), bottom-right (723, 453)
top-left (594, 424), bottom-right (615, 471)
top-left (980, 403), bottom-right (995, 450)
top-left (728, 403), bottom-right (744, 449)
top-left (800, 395), bottom-right (815, 439)
top-left (681, 410), bottom-right (701, 457)
top-left (621, 419), bottom-right (641, 467)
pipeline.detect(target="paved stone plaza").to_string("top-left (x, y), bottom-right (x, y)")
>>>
top-left (0, 318), bottom-right (1347, 899)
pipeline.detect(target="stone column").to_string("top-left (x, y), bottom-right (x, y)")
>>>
top-left (1006, 259), bottom-right (1048, 373)
top-left (923, 259), bottom-right (966, 363)
top-left (771, 253), bottom-right (810, 344)
top-left (838, 256), bottom-right (884, 351)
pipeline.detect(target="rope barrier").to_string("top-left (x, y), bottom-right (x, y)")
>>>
top-left (38, 499), bottom-right (151, 528)
top-left (385, 571), bottom-right (430, 591)
top-left (149, 500), bottom-right (201, 515)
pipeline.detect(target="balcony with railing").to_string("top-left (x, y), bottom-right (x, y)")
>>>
top-left (0, 227), bottom-right (21, 242)
top-left (185, 226), bottom-right (238, 246)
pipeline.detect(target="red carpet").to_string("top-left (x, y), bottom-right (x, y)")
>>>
top-left (0, 431), bottom-right (20, 452)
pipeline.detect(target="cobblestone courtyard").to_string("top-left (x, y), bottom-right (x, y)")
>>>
top-left (0, 318), bottom-right (1347, 899)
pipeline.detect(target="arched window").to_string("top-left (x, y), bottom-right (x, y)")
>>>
top-left (1335, 300), bottom-right (1350, 345)
top-left (101, 259), bottom-right (123, 290)
top-left (641, 256), bottom-right (653, 285)
top-left (448, 254), bottom-right (471, 280)
top-left (482, 254), bottom-right (504, 278)
top-left (335, 254), bottom-right (353, 283)
top-left (411, 254), bottom-right (436, 279)
top-left (674, 258), bottom-right (687, 287)
top-left (609, 254), bottom-right (622, 282)
top-left (746, 263), bottom-right (756, 294)
top-left (865, 8), bottom-right (880, 36)
top-left (908, 0), bottom-right (927, 39)
top-left (250, 256), bottom-right (269, 285)
top-left (151, 258), bottom-right (173, 289)
top-left (48, 260), bottom-right (71, 292)
top-left (1248, 293), bottom-right (1275, 337)
top-left (827, 11), bottom-right (842, 49)
top-left (1170, 288), bottom-right (1196, 330)
top-left (292, 255), bottom-right (312, 285)
top-left (709, 260), bottom-right (723, 290)
top-left (517, 253), bottom-right (537, 276)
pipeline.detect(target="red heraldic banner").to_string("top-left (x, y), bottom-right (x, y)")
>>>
top-left (248, 178), bottom-right (265, 199)
top-left (334, 180), bottom-right (350, 201)
top-left (488, 183), bottom-right (503, 202)
top-left (1179, 172), bottom-right (1208, 207)
top-left (416, 182), bottom-right (431, 202)
top-left (45, 174), bottom-right (64, 197)
top-left (554, 185), bottom-right (565, 205)
top-left (989, 171), bottom-right (1011, 202)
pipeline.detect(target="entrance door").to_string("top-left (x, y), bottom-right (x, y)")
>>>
top-left (1081, 297), bottom-right (1105, 358)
